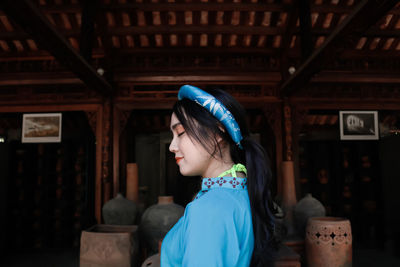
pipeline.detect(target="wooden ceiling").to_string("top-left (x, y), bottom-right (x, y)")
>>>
top-left (0, 0), bottom-right (399, 97)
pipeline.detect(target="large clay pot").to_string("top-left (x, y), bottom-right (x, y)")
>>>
top-left (80, 224), bottom-right (139, 267)
top-left (139, 196), bottom-right (184, 255)
top-left (306, 217), bottom-right (352, 267)
top-left (102, 193), bottom-right (138, 225)
top-left (294, 194), bottom-right (326, 237)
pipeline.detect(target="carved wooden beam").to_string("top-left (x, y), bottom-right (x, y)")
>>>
top-left (341, 50), bottom-right (400, 59)
top-left (0, 72), bottom-right (83, 86)
top-left (110, 25), bottom-right (281, 35)
top-left (312, 71), bottom-right (400, 84)
top-left (290, 99), bottom-right (400, 110)
top-left (0, 0), bottom-right (113, 96)
top-left (281, 0), bottom-right (399, 96)
top-left (1, 70), bottom-right (398, 88)
top-left (114, 72), bottom-right (282, 83)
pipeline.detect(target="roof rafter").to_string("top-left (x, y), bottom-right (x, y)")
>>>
top-left (279, 0), bottom-right (299, 82)
top-left (0, 0), bottom-right (112, 96)
top-left (281, 0), bottom-right (400, 96)
top-left (298, 0), bottom-right (313, 60)
top-left (80, 0), bottom-right (98, 64)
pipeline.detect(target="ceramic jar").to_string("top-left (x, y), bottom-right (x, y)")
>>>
top-left (305, 217), bottom-right (352, 267)
top-left (102, 193), bottom-right (138, 225)
top-left (139, 196), bottom-right (184, 255)
top-left (294, 193), bottom-right (326, 237)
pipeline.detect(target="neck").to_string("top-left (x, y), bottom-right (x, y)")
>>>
top-left (201, 144), bottom-right (234, 178)
top-left (202, 160), bottom-right (234, 178)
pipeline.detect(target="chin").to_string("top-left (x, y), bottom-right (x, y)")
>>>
top-left (178, 166), bottom-right (199, 177)
top-left (179, 169), bottom-right (191, 176)
top-left (178, 166), bottom-right (188, 176)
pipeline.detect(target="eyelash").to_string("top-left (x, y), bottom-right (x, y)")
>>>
top-left (177, 131), bottom-right (185, 137)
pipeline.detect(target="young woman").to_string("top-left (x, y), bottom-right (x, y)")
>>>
top-left (161, 85), bottom-right (276, 267)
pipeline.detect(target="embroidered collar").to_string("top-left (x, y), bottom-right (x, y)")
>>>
top-left (195, 177), bottom-right (247, 200)
top-left (202, 176), bottom-right (247, 190)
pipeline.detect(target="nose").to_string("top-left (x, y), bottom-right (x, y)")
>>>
top-left (169, 136), bottom-right (178, 153)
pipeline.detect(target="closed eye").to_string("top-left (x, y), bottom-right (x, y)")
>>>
top-left (178, 131), bottom-right (185, 137)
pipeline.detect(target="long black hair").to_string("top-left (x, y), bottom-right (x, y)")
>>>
top-left (173, 88), bottom-right (276, 266)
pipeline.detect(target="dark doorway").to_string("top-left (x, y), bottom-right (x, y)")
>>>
top-left (0, 111), bottom-right (96, 252)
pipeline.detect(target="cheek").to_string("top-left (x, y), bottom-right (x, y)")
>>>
top-left (180, 137), bottom-right (206, 157)
top-left (179, 138), bottom-right (209, 164)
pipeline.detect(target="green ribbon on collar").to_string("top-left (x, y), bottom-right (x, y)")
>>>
top-left (217, 163), bottom-right (247, 178)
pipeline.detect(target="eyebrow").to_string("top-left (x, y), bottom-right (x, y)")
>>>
top-left (171, 122), bottom-right (182, 131)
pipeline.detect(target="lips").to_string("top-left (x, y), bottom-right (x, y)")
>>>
top-left (175, 157), bottom-right (183, 164)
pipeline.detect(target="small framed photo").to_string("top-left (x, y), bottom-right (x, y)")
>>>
top-left (339, 111), bottom-right (379, 140)
top-left (22, 113), bottom-right (62, 143)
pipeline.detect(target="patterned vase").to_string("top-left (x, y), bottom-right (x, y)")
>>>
top-left (102, 193), bottom-right (138, 225)
top-left (294, 194), bottom-right (326, 237)
top-left (306, 217), bottom-right (352, 267)
top-left (139, 196), bottom-right (184, 255)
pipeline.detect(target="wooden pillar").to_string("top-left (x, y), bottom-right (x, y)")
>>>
top-left (281, 100), bottom-right (298, 237)
top-left (292, 106), bottom-right (309, 198)
top-left (283, 101), bottom-right (293, 162)
top-left (113, 105), bottom-right (132, 197)
top-left (85, 107), bottom-right (103, 224)
top-left (263, 105), bottom-right (283, 196)
top-left (113, 105), bottom-right (120, 198)
top-left (102, 99), bottom-right (113, 204)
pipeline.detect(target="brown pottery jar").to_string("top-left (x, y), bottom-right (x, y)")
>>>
top-left (305, 217), bottom-right (352, 267)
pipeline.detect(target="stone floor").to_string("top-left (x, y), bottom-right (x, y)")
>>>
top-left (1, 248), bottom-right (400, 266)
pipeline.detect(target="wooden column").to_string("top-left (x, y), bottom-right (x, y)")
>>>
top-left (292, 106), bottom-right (309, 198)
top-left (112, 105), bottom-right (120, 198)
top-left (102, 99), bottom-right (113, 204)
top-left (281, 100), bottom-right (298, 237)
top-left (85, 107), bottom-right (103, 224)
top-left (112, 105), bottom-right (131, 197)
top-left (263, 105), bottom-right (283, 196)
top-left (283, 101), bottom-right (293, 162)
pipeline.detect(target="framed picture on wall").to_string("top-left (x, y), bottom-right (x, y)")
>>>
top-left (22, 113), bottom-right (62, 143)
top-left (339, 111), bottom-right (379, 140)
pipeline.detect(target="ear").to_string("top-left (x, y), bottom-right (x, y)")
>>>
top-left (217, 122), bottom-right (226, 134)
top-left (216, 124), bottom-right (227, 145)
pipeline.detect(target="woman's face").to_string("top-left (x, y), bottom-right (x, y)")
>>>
top-left (169, 112), bottom-right (212, 177)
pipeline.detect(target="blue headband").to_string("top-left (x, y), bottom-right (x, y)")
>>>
top-left (178, 85), bottom-right (243, 149)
